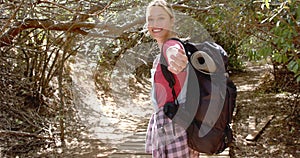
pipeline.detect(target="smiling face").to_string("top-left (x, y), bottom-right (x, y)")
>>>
top-left (147, 6), bottom-right (174, 44)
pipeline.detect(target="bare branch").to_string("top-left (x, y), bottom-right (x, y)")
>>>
top-left (172, 3), bottom-right (225, 12)
top-left (0, 130), bottom-right (52, 139)
top-left (0, 0), bottom-right (23, 33)
top-left (37, 0), bottom-right (74, 13)
top-left (0, 17), bottom-right (146, 47)
top-left (79, 1), bottom-right (114, 21)
top-left (93, 0), bottom-right (114, 16)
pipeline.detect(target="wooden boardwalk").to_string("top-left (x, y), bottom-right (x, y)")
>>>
top-left (108, 129), bottom-right (151, 158)
top-left (108, 128), bottom-right (230, 158)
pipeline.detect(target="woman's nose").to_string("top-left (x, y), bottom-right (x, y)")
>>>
top-left (148, 20), bottom-right (159, 27)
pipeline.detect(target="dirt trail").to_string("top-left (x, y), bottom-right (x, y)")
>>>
top-left (67, 64), bottom-right (299, 158)
top-left (231, 64), bottom-right (299, 158)
top-left (30, 64), bottom-right (299, 158)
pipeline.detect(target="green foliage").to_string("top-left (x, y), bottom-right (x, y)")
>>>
top-left (256, 0), bottom-right (300, 82)
top-left (180, 0), bottom-right (299, 86)
top-left (288, 59), bottom-right (300, 82)
top-left (183, 1), bottom-right (247, 71)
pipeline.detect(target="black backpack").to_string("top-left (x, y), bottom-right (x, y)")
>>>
top-left (160, 38), bottom-right (237, 154)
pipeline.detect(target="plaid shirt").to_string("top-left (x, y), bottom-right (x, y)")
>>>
top-left (145, 108), bottom-right (199, 158)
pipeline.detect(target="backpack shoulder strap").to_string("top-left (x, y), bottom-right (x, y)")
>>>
top-left (168, 38), bottom-right (189, 56)
top-left (160, 38), bottom-right (187, 88)
top-left (160, 38), bottom-right (187, 104)
top-left (160, 55), bottom-right (175, 89)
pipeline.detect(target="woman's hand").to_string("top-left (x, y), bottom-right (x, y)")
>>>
top-left (167, 48), bottom-right (188, 74)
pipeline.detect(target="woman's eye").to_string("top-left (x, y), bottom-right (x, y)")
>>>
top-left (158, 17), bottom-right (165, 21)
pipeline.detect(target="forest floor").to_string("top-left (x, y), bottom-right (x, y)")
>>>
top-left (79, 63), bottom-right (300, 158)
top-left (1, 64), bottom-right (299, 158)
top-left (230, 64), bottom-right (299, 158)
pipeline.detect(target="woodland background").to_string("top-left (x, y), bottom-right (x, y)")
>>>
top-left (0, 0), bottom-right (299, 157)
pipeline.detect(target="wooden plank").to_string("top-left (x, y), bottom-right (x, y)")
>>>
top-left (108, 153), bottom-right (152, 158)
top-left (111, 129), bottom-right (231, 157)
top-left (119, 141), bottom-right (145, 146)
top-left (246, 115), bottom-right (274, 141)
top-left (200, 148), bottom-right (230, 157)
top-left (199, 156), bottom-right (229, 158)
top-left (245, 116), bottom-right (256, 141)
top-left (118, 146), bottom-right (145, 151)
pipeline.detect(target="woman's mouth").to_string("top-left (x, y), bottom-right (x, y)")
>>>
top-left (152, 28), bottom-right (163, 33)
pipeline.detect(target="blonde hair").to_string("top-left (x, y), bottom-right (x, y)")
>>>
top-left (146, 0), bottom-right (175, 24)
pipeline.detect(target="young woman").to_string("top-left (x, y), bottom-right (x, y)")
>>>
top-left (144, 0), bottom-right (199, 157)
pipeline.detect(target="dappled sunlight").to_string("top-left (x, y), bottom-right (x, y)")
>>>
top-left (237, 84), bottom-right (260, 92)
top-left (0, 0), bottom-right (298, 157)
top-left (69, 50), bottom-right (153, 150)
top-left (232, 65), bottom-right (299, 158)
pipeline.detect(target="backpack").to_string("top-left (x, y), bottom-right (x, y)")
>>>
top-left (160, 38), bottom-right (237, 154)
